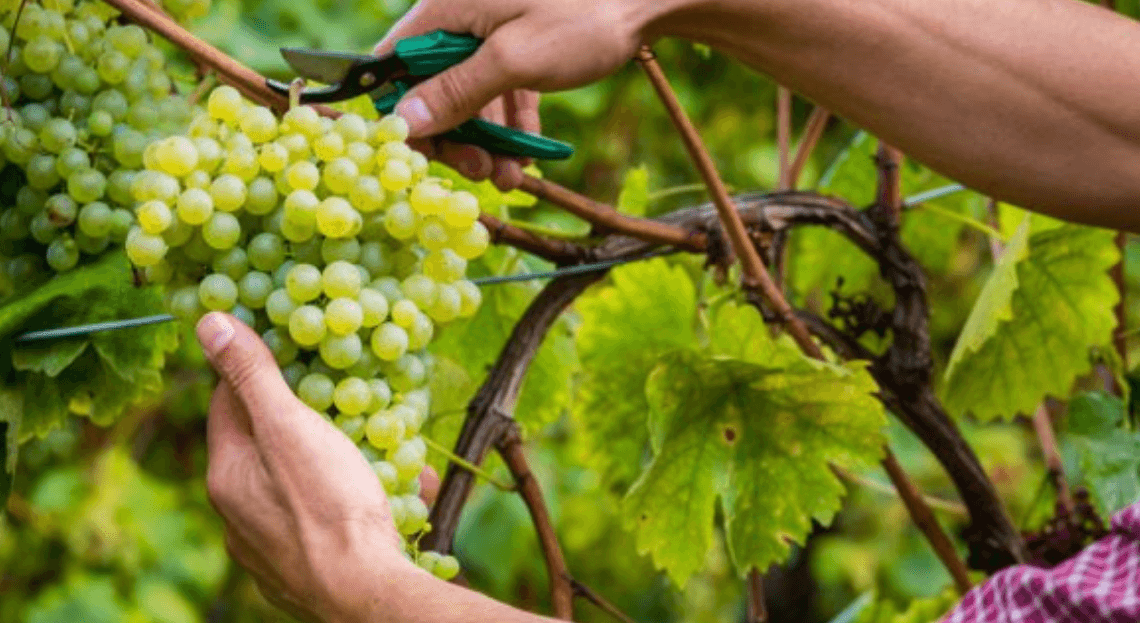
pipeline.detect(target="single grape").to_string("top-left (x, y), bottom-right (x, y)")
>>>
top-left (359, 289), bottom-right (390, 328)
top-left (202, 212), bottom-right (241, 249)
top-left (325, 297), bottom-right (364, 336)
top-left (332, 377), bottom-right (371, 416)
top-left (319, 333), bottom-right (363, 369)
top-left (136, 200), bottom-right (173, 234)
top-left (286, 263), bottom-right (323, 302)
top-left (321, 237), bottom-right (361, 264)
top-left (322, 157), bottom-right (358, 194)
top-left (239, 106), bottom-right (278, 143)
top-left (365, 410), bottom-right (405, 450)
top-left (312, 131), bottom-right (344, 161)
top-left (265, 289), bottom-right (298, 326)
top-left (247, 232), bottom-right (286, 271)
top-left (176, 188), bottom-right (214, 225)
top-left (315, 196), bottom-right (361, 238)
top-left (384, 201), bottom-right (418, 240)
top-left (207, 85), bottom-right (243, 124)
top-left (336, 414), bottom-right (366, 444)
top-left (349, 175), bottom-right (385, 213)
top-left (288, 305), bottom-right (327, 347)
top-left (245, 177), bottom-right (279, 215)
top-left (238, 271), bottom-right (274, 309)
top-left (210, 174), bottom-right (247, 212)
top-left (455, 280), bottom-right (483, 317)
top-left (370, 322), bottom-right (408, 361)
top-left (286, 160), bottom-right (319, 191)
top-left (46, 235), bottom-right (79, 271)
top-left (407, 312), bottom-right (435, 351)
top-left (322, 260), bottom-right (361, 298)
top-left (199, 273), bottom-right (239, 311)
top-left (453, 221), bottom-right (490, 259)
top-left (298, 373), bottom-right (335, 412)
top-left (125, 229), bottom-right (168, 266)
top-left (379, 158), bottom-right (412, 191)
top-left (401, 275), bottom-right (437, 310)
top-left (391, 299), bottom-right (419, 329)
top-left (212, 247), bottom-right (249, 280)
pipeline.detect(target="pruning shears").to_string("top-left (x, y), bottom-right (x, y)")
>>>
top-left (265, 30), bottom-right (575, 161)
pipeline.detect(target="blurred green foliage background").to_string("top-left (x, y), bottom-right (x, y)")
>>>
top-left (5, 0), bottom-right (1140, 622)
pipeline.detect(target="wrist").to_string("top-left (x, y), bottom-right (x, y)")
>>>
top-left (323, 551), bottom-right (422, 623)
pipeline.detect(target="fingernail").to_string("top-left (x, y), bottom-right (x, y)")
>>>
top-left (196, 312), bottom-right (235, 359)
top-left (397, 97), bottom-right (433, 137)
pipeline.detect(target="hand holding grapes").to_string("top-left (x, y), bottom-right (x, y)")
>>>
top-left (196, 311), bottom-right (422, 622)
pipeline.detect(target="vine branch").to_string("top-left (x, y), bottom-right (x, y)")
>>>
top-left (635, 46), bottom-right (823, 360)
top-left (788, 107), bottom-right (830, 189)
top-left (498, 433), bottom-right (574, 619)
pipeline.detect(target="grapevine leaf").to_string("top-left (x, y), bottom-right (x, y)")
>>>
top-left (20, 374), bottom-right (68, 441)
top-left (617, 165), bottom-right (650, 216)
top-left (11, 340), bottom-right (88, 377)
top-left (854, 587), bottom-right (959, 623)
top-left (0, 252), bottom-right (128, 342)
top-left (574, 259), bottom-right (698, 486)
top-left (942, 223), bottom-right (1120, 420)
top-left (818, 132), bottom-right (879, 207)
top-left (623, 348), bottom-right (886, 586)
top-left (0, 388), bottom-right (19, 498)
top-left (1061, 391), bottom-right (1140, 516)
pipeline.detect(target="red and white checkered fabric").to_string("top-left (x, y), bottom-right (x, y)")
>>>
top-left (942, 504), bottom-right (1140, 622)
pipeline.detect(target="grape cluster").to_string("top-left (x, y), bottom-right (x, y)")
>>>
top-left (0, 0), bottom-right (192, 286)
top-left (127, 85), bottom-right (489, 580)
top-left (1024, 488), bottom-right (1108, 567)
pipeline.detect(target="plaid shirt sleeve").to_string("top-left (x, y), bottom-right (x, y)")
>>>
top-left (941, 503), bottom-right (1140, 623)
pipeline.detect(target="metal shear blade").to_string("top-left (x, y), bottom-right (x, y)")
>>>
top-left (267, 48), bottom-right (407, 104)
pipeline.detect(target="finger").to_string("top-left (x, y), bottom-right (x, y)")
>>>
top-left (418, 467), bottom-right (440, 507)
top-left (482, 97), bottom-right (506, 126)
top-left (196, 313), bottom-right (299, 435)
top-left (406, 138), bottom-right (437, 161)
top-left (506, 90), bottom-right (540, 169)
top-left (491, 159), bottom-right (525, 192)
top-left (436, 141), bottom-right (492, 181)
top-left (509, 90), bottom-right (541, 135)
top-left (396, 31), bottom-right (527, 139)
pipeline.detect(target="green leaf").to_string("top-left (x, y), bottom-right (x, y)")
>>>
top-left (1061, 391), bottom-right (1140, 516)
top-left (135, 577), bottom-right (199, 623)
top-left (623, 349), bottom-right (886, 586)
top-left (573, 259), bottom-right (698, 486)
top-left (942, 223), bottom-right (1120, 420)
top-left (818, 132), bottom-right (878, 207)
top-left (432, 275), bottom-right (577, 431)
top-left (854, 587), bottom-right (959, 623)
top-left (0, 388), bottom-right (18, 500)
top-left (11, 340), bottom-right (88, 377)
top-left (617, 165), bottom-right (650, 217)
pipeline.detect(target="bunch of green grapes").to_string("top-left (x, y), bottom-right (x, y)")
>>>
top-left (0, 0), bottom-right (193, 286)
top-left (126, 85), bottom-right (490, 580)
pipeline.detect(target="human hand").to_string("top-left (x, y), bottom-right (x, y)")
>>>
top-left (374, 0), bottom-right (679, 189)
top-left (195, 312), bottom-right (435, 622)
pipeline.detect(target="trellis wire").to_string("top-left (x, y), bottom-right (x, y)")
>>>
top-left (902, 183), bottom-right (968, 207)
top-left (12, 254), bottom-right (662, 344)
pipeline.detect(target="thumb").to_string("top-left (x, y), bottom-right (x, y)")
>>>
top-left (396, 39), bottom-right (521, 139)
top-left (196, 313), bottom-right (296, 428)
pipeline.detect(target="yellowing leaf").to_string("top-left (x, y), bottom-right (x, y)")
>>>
top-left (624, 349), bottom-right (886, 586)
top-left (942, 224), bottom-right (1119, 420)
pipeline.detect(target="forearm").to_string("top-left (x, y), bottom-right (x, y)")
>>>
top-left (650, 0), bottom-right (1140, 231)
top-left (347, 560), bottom-right (560, 623)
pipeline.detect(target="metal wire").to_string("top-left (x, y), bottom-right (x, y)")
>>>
top-left (11, 253), bottom-right (658, 344)
top-left (902, 183), bottom-right (968, 207)
top-left (14, 313), bottom-right (177, 343)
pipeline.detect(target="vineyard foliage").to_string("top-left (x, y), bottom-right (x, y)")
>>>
top-left (0, 0), bottom-right (1139, 622)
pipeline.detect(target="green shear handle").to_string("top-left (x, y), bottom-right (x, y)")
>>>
top-left (382, 31), bottom-right (574, 161)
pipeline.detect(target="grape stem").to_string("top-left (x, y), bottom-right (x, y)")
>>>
top-left (421, 435), bottom-right (516, 492)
